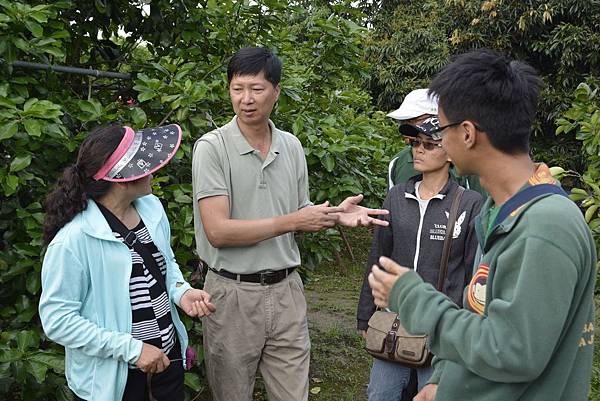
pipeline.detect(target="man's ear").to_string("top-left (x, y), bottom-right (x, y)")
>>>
top-left (461, 121), bottom-right (478, 149)
top-left (274, 83), bottom-right (281, 101)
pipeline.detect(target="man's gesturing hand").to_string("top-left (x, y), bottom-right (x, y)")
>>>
top-left (368, 256), bottom-right (410, 308)
top-left (294, 201), bottom-right (342, 232)
top-left (334, 194), bottom-right (389, 227)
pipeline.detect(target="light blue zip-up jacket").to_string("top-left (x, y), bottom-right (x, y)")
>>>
top-left (39, 195), bottom-right (192, 401)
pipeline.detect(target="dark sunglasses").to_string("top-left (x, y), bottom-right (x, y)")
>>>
top-left (405, 137), bottom-right (443, 151)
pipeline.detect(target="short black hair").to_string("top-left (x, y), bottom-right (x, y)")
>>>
top-left (227, 47), bottom-right (282, 86)
top-left (429, 49), bottom-right (543, 154)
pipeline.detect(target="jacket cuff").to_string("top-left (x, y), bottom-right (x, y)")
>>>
top-left (357, 320), bottom-right (369, 331)
top-left (128, 338), bottom-right (144, 364)
top-left (388, 270), bottom-right (424, 312)
top-left (172, 282), bottom-right (193, 307)
top-left (427, 358), bottom-right (446, 384)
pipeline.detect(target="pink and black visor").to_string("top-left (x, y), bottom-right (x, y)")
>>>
top-left (93, 124), bottom-right (182, 182)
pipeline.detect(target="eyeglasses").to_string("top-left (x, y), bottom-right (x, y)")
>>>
top-left (405, 137), bottom-right (443, 151)
top-left (430, 121), bottom-right (485, 140)
top-left (429, 122), bottom-right (461, 140)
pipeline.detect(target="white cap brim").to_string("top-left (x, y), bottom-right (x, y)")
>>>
top-left (386, 89), bottom-right (439, 121)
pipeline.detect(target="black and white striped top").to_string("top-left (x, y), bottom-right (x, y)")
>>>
top-left (112, 220), bottom-right (176, 356)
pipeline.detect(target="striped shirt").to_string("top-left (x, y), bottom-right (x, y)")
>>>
top-left (112, 220), bottom-right (176, 355)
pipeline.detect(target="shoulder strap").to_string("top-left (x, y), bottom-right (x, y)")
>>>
top-left (96, 202), bottom-right (168, 294)
top-left (437, 186), bottom-right (465, 291)
top-left (494, 183), bottom-right (568, 227)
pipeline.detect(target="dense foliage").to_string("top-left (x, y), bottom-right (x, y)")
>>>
top-left (366, 0), bottom-right (600, 172)
top-left (0, 0), bottom-right (393, 399)
top-left (557, 81), bottom-right (600, 272)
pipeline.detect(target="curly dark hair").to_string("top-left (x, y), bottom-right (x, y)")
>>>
top-left (43, 125), bottom-right (125, 244)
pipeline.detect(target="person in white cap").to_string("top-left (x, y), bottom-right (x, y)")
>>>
top-left (387, 89), bottom-right (485, 196)
top-left (387, 89), bottom-right (438, 189)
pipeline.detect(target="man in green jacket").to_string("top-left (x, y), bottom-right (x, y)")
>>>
top-left (368, 49), bottom-right (597, 401)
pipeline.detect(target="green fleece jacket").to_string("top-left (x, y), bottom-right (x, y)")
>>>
top-left (388, 185), bottom-right (596, 401)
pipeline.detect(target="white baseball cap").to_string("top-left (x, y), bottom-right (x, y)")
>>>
top-left (386, 89), bottom-right (438, 121)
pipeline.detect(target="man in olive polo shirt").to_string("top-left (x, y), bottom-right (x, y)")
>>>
top-left (192, 47), bottom-right (388, 401)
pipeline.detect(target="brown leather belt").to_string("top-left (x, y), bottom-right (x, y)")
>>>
top-left (210, 267), bottom-right (296, 286)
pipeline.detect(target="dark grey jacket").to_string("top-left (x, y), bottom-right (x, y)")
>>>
top-left (357, 176), bottom-right (484, 331)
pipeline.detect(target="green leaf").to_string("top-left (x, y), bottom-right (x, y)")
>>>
top-left (23, 97), bottom-right (38, 112)
top-left (322, 154), bottom-right (335, 172)
top-left (41, 45), bottom-right (65, 58)
top-left (13, 38), bottom-right (30, 52)
top-left (174, 193), bottom-right (192, 204)
top-left (0, 121), bottom-right (18, 140)
top-left (51, 29), bottom-right (70, 39)
top-left (23, 119), bottom-right (42, 136)
top-left (25, 360), bottom-right (48, 383)
top-left (184, 372), bottom-right (203, 392)
top-left (29, 11), bottom-right (49, 23)
top-left (78, 99), bottom-right (102, 115)
top-left (130, 107), bottom-right (147, 126)
top-left (5, 174), bottom-right (18, 193)
top-left (34, 37), bottom-right (57, 47)
top-left (24, 20), bottom-right (43, 37)
top-left (0, 96), bottom-right (17, 108)
top-left (10, 155), bottom-right (32, 172)
top-left (137, 91), bottom-right (155, 102)
top-left (0, 362), bottom-right (11, 380)
top-left (0, 347), bottom-right (22, 363)
top-left (28, 351), bottom-right (65, 374)
top-left (25, 272), bottom-right (40, 294)
top-left (16, 330), bottom-right (39, 352)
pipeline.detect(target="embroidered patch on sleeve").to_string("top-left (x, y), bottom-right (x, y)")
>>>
top-left (467, 263), bottom-right (489, 315)
top-left (176, 282), bottom-right (184, 287)
top-left (579, 322), bottom-right (594, 348)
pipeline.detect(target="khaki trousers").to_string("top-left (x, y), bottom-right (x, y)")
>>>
top-left (202, 270), bottom-right (310, 401)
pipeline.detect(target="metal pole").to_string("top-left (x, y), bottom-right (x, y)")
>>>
top-left (8, 60), bottom-right (131, 80)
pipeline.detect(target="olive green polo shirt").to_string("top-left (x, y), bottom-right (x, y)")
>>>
top-left (192, 116), bottom-right (312, 274)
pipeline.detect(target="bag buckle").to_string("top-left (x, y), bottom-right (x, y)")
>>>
top-left (259, 270), bottom-right (277, 286)
top-left (124, 232), bottom-right (138, 246)
top-left (384, 331), bottom-right (397, 355)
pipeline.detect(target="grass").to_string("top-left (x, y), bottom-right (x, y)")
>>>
top-left (303, 227), bottom-right (374, 400)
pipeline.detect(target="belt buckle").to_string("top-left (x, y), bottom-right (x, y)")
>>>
top-left (259, 269), bottom-right (276, 286)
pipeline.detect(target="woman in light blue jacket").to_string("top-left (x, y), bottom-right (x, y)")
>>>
top-left (39, 124), bottom-right (215, 401)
